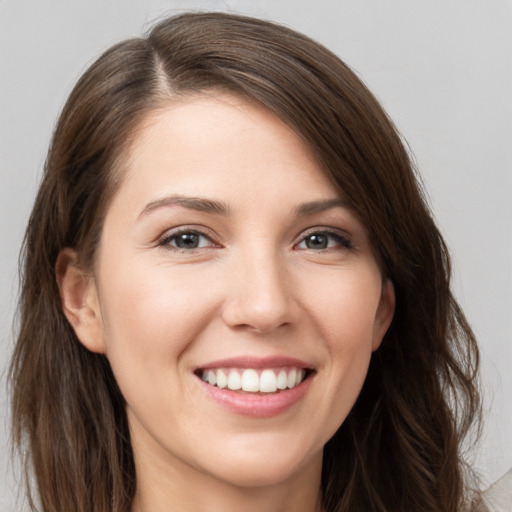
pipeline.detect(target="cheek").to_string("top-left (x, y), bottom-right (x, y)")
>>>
top-left (303, 268), bottom-right (383, 409)
top-left (304, 268), bottom-right (383, 346)
top-left (94, 263), bottom-right (221, 440)
top-left (96, 261), bottom-right (218, 374)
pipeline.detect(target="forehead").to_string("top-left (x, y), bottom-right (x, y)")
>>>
top-left (113, 93), bottom-right (340, 209)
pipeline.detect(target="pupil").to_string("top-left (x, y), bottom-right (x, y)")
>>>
top-left (176, 233), bottom-right (199, 249)
top-left (307, 234), bottom-right (327, 249)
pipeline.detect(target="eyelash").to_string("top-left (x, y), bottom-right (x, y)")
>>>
top-left (158, 228), bottom-right (217, 252)
top-left (296, 230), bottom-right (353, 251)
top-left (158, 228), bottom-right (353, 252)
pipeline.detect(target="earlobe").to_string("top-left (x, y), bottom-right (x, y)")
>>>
top-left (372, 279), bottom-right (395, 351)
top-left (56, 248), bottom-right (106, 354)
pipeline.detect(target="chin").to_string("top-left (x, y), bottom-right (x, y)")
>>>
top-left (201, 441), bottom-right (322, 489)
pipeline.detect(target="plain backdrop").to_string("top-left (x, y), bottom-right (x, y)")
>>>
top-left (1, 0), bottom-right (511, 509)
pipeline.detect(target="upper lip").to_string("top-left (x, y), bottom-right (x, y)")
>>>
top-left (196, 355), bottom-right (315, 370)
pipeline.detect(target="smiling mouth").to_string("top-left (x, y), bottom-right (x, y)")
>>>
top-left (196, 367), bottom-right (313, 394)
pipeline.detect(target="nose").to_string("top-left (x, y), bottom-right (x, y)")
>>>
top-left (221, 247), bottom-right (296, 334)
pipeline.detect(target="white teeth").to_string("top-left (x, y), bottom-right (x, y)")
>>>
top-left (201, 367), bottom-right (307, 393)
top-left (216, 370), bottom-right (227, 389)
top-left (276, 370), bottom-right (288, 390)
top-left (287, 369), bottom-right (297, 389)
top-left (227, 370), bottom-right (241, 390)
top-left (241, 369), bottom-right (259, 392)
top-left (206, 370), bottom-right (216, 386)
top-left (260, 369), bottom-right (277, 393)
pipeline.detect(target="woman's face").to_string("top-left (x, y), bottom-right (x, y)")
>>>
top-left (70, 94), bottom-right (394, 491)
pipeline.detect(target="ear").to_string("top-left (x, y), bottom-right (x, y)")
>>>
top-left (56, 248), bottom-right (107, 354)
top-left (371, 279), bottom-right (395, 351)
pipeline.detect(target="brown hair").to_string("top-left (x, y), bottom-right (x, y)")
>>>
top-left (10, 11), bottom-right (481, 512)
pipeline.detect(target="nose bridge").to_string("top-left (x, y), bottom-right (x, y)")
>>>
top-left (222, 238), bottom-right (293, 333)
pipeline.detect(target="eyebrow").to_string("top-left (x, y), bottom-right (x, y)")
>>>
top-left (137, 195), bottom-right (230, 220)
top-left (294, 198), bottom-right (349, 216)
top-left (137, 195), bottom-right (348, 221)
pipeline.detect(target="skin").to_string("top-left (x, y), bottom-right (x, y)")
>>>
top-left (58, 94), bottom-right (395, 512)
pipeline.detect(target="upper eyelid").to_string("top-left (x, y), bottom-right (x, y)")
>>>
top-left (160, 225), bottom-right (215, 237)
top-left (297, 226), bottom-right (352, 239)
top-left (158, 226), bottom-right (218, 246)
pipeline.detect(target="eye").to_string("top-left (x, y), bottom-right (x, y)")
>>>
top-left (159, 229), bottom-right (216, 251)
top-left (296, 230), bottom-right (352, 250)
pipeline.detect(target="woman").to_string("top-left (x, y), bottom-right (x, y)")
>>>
top-left (10, 11), bottom-right (482, 512)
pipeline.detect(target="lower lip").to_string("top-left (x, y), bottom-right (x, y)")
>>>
top-left (198, 375), bottom-right (313, 417)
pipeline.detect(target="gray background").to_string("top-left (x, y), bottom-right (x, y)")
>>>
top-left (1, 0), bottom-right (511, 509)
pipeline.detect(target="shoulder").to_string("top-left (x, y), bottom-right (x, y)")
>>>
top-left (477, 468), bottom-right (512, 512)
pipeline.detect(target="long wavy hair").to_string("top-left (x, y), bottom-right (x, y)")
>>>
top-left (10, 11), bottom-right (481, 512)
